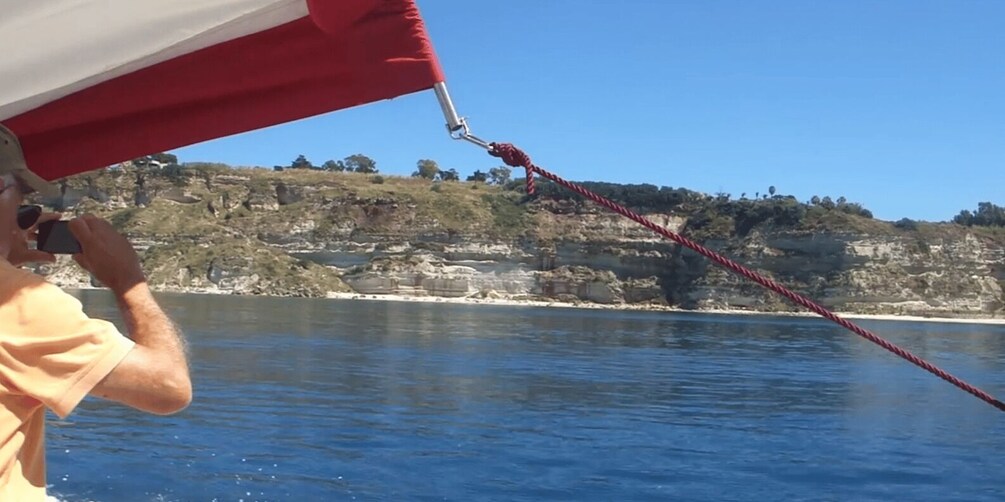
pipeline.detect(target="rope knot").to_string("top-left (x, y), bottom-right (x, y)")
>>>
top-left (490, 143), bottom-right (536, 196)
top-left (489, 143), bottom-right (530, 168)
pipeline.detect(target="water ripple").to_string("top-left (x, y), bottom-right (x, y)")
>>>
top-left (46, 293), bottom-right (1005, 501)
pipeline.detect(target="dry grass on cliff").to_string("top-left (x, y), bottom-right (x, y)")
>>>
top-left (798, 207), bottom-right (896, 235)
top-left (63, 168), bottom-right (535, 239)
top-left (141, 236), bottom-right (352, 295)
top-left (264, 170), bottom-right (533, 237)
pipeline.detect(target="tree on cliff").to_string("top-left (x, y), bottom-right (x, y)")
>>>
top-left (290, 154), bottom-right (313, 169)
top-left (413, 159), bottom-right (440, 179)
top-left (322, 159), bottom-right (345, 172)
top-left (438, 168), bottom-right (460, 181)
top-left (954, 202), bottom-right (1005, 227)
top-left (343, 154), bottom-right (378, 174)
top-left (488, 166), bottom-right (511, 185)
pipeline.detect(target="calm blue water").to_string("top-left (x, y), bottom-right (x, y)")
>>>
top-left (46, 291), bottom-right (1005, 501)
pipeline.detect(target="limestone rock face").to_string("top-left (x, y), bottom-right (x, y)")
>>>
top-left (160, 188), bottom-right (202, 204)
top-left (342, 254), bottom-right (534, 298)
top-left (243, 191), bottom-right (278, 211)
top-left (26, 168), bottom-right (1005, 317)
top-left (535, 266), bottom-right (622, 304)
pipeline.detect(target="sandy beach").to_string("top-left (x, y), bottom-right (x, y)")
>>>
top-left (62, 282), bottom-right (1005, 326)
top-left (60, 279), bottom-right (1005, 325)
top-left (321, 291), bottom-right (1005, 326)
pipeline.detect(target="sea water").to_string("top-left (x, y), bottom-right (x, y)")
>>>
top-left (46, 291), bottom-right (1005, 501)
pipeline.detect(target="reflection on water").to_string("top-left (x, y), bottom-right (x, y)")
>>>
top-left (50, 291), bottom-right (1005, 501)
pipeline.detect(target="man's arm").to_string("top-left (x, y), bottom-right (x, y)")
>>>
top-left (90, 283), bottom-right (191, 414)
top-left (70, 214), bottom-right (192, 415)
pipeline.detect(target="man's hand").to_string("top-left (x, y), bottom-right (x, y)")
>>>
top-left (69, 214), bottom-right (146, 294)
top-left (7, 211), bottom-right (60, 267)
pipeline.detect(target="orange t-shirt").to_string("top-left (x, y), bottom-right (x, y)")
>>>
top-left (0, 260), bottom-right (134, 500)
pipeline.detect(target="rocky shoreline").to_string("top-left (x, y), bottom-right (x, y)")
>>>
top-left (324, 291), bottom-right (1005, 325)
top-left (32, 165), bottom-right (1005, 321)
top-left (59, 281), bottom-right (1005, 326)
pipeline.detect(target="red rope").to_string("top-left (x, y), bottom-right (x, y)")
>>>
top-left (490, 142), bottom-right (1005, 414)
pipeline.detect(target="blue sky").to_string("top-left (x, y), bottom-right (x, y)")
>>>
top-left (173, 1), bottom-right (1003, 222)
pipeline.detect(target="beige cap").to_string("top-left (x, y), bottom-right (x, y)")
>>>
top-left (0, 124), bottom-right (59, 197)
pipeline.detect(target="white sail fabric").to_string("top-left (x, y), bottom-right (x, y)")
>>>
top-left (0, 0), bottom-right (308, 120)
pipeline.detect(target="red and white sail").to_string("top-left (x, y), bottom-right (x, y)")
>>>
top-left (0, 0), bottom-right (445, 180)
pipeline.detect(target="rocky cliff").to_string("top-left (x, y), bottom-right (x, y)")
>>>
top-left (25, 164), bottom-right (1005, 318)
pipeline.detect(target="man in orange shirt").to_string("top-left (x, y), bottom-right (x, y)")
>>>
top-left (0, 125), bottom-right (192, 500)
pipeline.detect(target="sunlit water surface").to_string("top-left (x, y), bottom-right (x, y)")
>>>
top-left (46, 291), bottom-right (1005, 501)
